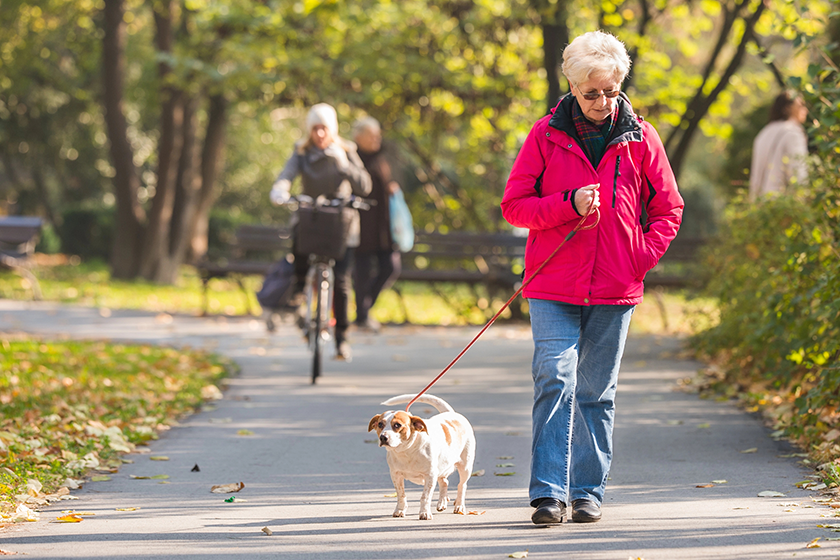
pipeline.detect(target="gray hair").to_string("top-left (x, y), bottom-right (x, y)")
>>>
top-left (561, 31), bottom-right (631, 86)
top-left (352, 116), bottom-right (381, 138)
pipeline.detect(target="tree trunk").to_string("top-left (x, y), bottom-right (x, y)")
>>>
top-left (188, 93), bottom-right (228, 261)
top-left (101, 0), bottom-right (144, 279)
top-left (664, 0), bottom-right (766, 180)
top-left (140, 1), bottom-right (184, 282)
top-left (540, 5), bottom-right (569, 114)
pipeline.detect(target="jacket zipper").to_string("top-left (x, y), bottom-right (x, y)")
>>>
top-left (612, 155), bottom-right (621, 208)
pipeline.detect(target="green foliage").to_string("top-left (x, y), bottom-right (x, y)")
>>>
top-left (692, 12), bottom-right (840, 460)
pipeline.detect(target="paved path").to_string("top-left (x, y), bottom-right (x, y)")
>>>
top-left (1, 300), bottom-right (838, 559)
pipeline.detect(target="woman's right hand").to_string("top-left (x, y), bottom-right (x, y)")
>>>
top-left (574, 183), bottom-right (600, 215)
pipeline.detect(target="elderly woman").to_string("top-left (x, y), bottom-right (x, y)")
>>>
top-left (501, 31), bottom-right (683, 525)
top-left (351, 117), bottom-right (402, 332)
top-left (270, 103), bottom-right (371, 361)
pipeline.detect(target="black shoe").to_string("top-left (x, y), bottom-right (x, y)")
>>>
top-left (571, 499), bottom-right (601, 523)
top-left (531, 498), bottom-right (566, 525)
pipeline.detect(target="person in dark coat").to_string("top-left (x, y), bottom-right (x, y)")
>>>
top-left (270, 103), bottom-right (372, 360)
top-left (351, 117), bottom-right (402, 332)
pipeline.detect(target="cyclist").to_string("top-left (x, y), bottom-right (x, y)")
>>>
top-left (270, 103), bottom-right (372, 361)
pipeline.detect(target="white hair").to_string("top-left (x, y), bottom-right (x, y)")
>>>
top-left (561, 31), bottom-right (631, 86)
top-left (352, 116), bottom-right (380, 138)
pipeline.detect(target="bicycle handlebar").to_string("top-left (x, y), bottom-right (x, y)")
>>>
top-left (281, 195), bottom-right (375, 212)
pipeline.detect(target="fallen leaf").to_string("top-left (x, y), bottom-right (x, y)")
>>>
top-left (695, 484), bottom-right (714, 488)
top-left (150, 456), bottom-right (169, 461)
top-left (467, 510), bottom-right (486, 515)
top-left (740, 447), bottom-right (758, 454)
top-left (91, 475), bottom-right (110, 482)
top-left (261, 526), bottom-right (273, 536)
top-left (497, 463), bottom-right (515, 468)
top-left (498, 456), bottom-right (514, 460)
top-left (509, 552), bottom-right (528, 558)
top-left (130, 475), bottom-right (151, 480)
top-left (712, 480), bottom-right (728, 484)
top-left (805, 537), bottom-right (821, 548)
top-left (151, 474), bottom-right (169, 480)
top-left (115, 507), bottom-right (139, 511)
top-left (211, 482), bottom-right (245, 493)
top-left (384, 492), bottom-right (397, 498)
top-left (758, 491), bottom-right (786, 497)
top-left (0, 548), bottom-right (18, 555)
top-left (830, 503), bottom-right (840, 509)
top-left (191, 464), bottom-right (200, 472)
top-left (732, 507), bottom-right (749, 510)
top-left (697, 423), bottom-right (710, 429)
top-left (471, 470), bottom-right (485, 477)
top-left (54, 514), bottom-right (83, 523)
top-left (236, 429), bottom-right (254, 436)
top-left (495, 472), bottom-right (516, 476)
top-left (817, 524), bottom-right (840, 529)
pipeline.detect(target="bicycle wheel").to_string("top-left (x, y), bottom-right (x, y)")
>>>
top-left (310, 264), bottom-right (329, 384)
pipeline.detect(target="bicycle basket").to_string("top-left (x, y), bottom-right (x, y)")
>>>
top-left (295, 205), bottom-right (350, 260)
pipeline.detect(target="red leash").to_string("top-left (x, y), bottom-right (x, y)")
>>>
top-left (405, 204), bottom-right (600, 411)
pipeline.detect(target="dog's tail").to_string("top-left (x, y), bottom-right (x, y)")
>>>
top-left (380, 394), bottom-right (454, 413)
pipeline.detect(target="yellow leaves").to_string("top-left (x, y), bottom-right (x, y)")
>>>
top-left (740, 447), bottom-right (758, 454)
top-left (149, 456), bottom-right (169, 461)
top-left (261, 526), bottom-right (273, 536)
top-left (806, 537), bottom-right (821, 548)
top-left (210, 482), bottom-right (245, 494)
top-left (758, 491), bottom-right (786, 497)
top-left (508, 551), bottom-right (528, 558)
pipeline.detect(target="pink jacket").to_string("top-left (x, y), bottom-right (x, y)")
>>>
top-left (501, 95), bottom-right (684, 306)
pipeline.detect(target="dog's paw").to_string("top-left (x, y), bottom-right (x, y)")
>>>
top-left (418, 511), bottom-right (433, 520)
top-left (436, 497), bottom-right (449, 512)
top-left (392, 510), bottom-right (406, 518)
top-left (453, 504), bottom-right (465, 514)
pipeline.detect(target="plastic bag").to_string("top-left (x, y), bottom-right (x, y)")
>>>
top-left (389, 190), bottom-right (415, 252)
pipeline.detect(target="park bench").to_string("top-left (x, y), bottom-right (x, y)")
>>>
top-left (395, 230), bottom-right (528, 320)
top-left (194, 224), bottom-right (292, 315)
top-left (0, 216), bottom-right (43, 299)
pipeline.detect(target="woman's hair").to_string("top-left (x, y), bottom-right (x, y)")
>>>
top-left (561, 31), bottom-right (631, 87)
top-left (768, 90), bottom-right (801, 122)
top-left (352, 116), bottom-right (380, 139)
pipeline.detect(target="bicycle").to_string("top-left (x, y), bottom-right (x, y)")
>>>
top-left (281, 195), bottom-right (371, 384)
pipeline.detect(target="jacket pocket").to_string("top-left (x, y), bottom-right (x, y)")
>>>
top-left (631, 224), bottom-right (652, 280)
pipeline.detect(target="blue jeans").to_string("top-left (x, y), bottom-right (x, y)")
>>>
top-left (528, 299), bottom-right (634, 507)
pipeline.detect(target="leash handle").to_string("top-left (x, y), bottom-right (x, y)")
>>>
top-left (405, 203), bottom-right (600, 412)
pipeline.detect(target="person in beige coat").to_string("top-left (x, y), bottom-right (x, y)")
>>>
top-left (749, 91), bottom-right (809, 201)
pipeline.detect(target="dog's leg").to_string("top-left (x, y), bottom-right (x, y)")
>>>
top-left (454, 441), bottom-right (475, 514)
top-left (418, 475), bottom-right (438, 520)
top-left (436, 476), bottom-right (450, 512)
top-left (392, 474), bottom-right (407, 518)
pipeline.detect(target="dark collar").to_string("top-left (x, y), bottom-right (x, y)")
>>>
top-left (548, 92), bottom-right (643, 146)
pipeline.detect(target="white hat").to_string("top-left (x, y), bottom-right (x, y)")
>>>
top-left (306, 103), bottom-right (339, 138)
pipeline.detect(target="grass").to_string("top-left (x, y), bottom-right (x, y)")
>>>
top-left (0, 335), bottom-right (234, 521)
top-left (0, 259), bottom-right (713, 335)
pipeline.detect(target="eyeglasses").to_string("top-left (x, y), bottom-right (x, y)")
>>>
top-left (577, 88), bottom-right (621, 101)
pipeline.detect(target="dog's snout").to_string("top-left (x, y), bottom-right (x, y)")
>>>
top-left (379, 434), bottom-right (388, 444)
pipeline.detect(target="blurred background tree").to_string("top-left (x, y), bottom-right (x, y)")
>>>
top-left (0, 0), bottom-right (831, 283)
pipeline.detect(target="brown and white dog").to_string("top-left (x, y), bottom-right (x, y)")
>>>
top-left (368, 394), bottom-right (475, 520)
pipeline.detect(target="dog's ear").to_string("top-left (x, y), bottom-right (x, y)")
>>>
top-left (410, 416), bottom-right (428, 433)
top-left (368, 414), bottom-right (382, 432)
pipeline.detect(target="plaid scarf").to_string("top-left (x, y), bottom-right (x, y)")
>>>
top-left (572, 101), bottom-right (619, 167)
